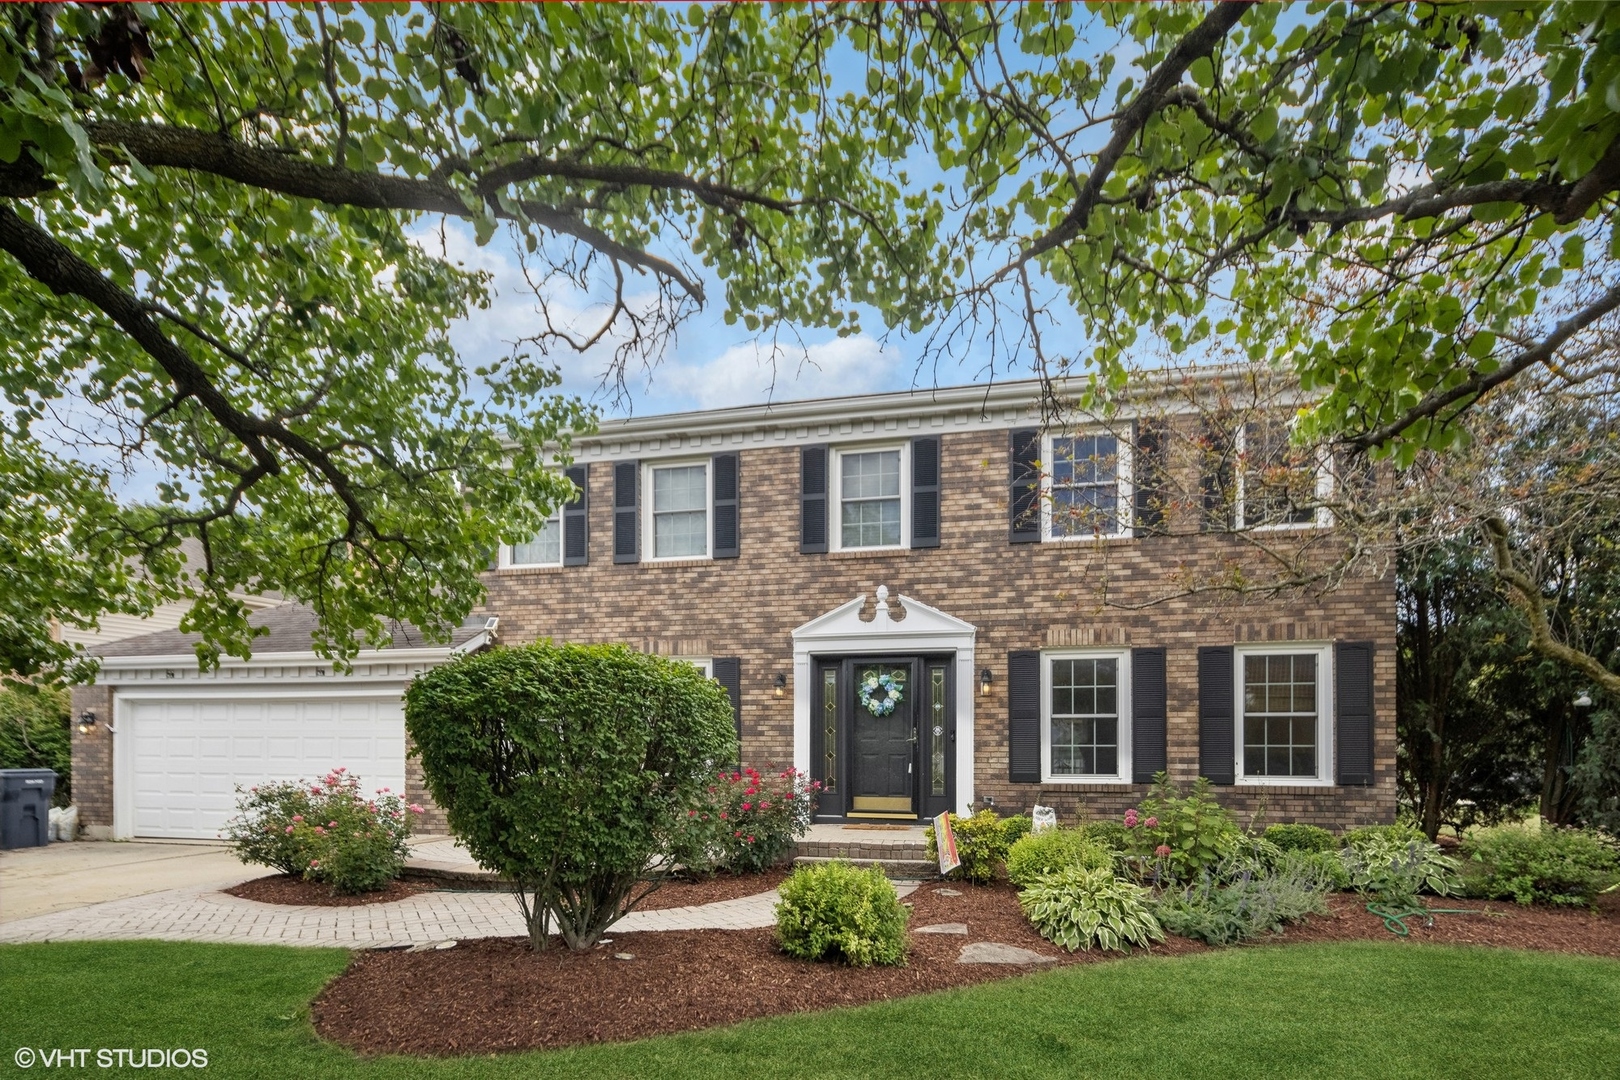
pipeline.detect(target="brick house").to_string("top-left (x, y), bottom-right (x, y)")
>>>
top-left (71, 376), bottom-right (1395, 839)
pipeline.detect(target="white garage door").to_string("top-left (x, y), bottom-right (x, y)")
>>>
top-left (127, 695), bottom-right (407, 839)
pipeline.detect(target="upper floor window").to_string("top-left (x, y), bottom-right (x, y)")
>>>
top-left (647, 461), bottom-right (709, 559)
top-left (505, 514), bottom-right (561, 567)
top-left (1042, 648), bottom-right (1131, 782)
top-left (1237, 645), bottom-right (1331, 784)
top-left (1045, 433), bottom-right (1131, 539)
top-left (1240, 420), bottom-right (1324, 529)
top-left (836, 446), bottom-right (906, 549)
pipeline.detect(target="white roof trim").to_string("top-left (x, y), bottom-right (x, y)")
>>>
top-left (93, 621), bottom-right (497, 675)
top-left (792, 586), bottom-right (976, 644)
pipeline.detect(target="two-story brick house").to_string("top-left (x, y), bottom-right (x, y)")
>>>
top-left (70, 376), bottom-right (1395, 840)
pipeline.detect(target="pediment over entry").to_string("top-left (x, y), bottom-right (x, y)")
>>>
top-left (791, 586), bottom-right (976, 644)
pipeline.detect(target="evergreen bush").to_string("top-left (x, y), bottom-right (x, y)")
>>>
top-left (775, 861), bottom-right (908, 966)
top-left (1005, 829), bottom-right (1112, 888)
top-left (1465, 824), bottom-right (1619, 907)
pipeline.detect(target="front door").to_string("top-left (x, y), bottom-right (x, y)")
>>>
top-left (850, 659), bottom-right (917, 817)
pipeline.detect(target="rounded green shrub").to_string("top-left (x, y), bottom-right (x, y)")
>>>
top-left (1464, 824), bottom-right (1619, 907)
top-left (775, 861), bottom-right (909, 966)
top-left (405, 642), bottom-right (738, 950)
top-left (924, 809), bottom-right (1023, 884)
top-left (1080, 820), bottom-right (1131, 853)
top-left (1005, 829), bottom-right (1112, 888)
top-left (1264, 823), bottom-right (1337, 854)
top-left (1018, 867), bottom-right (1164, 953)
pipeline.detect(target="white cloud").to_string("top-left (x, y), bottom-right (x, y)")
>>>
top-left (660, 334), bottom-right (905, 412)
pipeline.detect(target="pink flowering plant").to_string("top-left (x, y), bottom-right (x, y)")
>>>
top-left (224, 768), bottom-right (422, 894)
top-left (697, 766), bottom-right (820, 873)
top-left (1121, 773), bottom-right (1241, 884)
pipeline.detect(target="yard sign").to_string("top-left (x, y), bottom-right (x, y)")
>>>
top-left (933, 811), bottom-right (960, 876)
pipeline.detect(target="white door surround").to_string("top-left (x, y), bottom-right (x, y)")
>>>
top-left (791, 586), bottom-right (977, 815)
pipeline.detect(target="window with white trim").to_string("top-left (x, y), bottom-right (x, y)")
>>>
top-left (682, 657), bottom-right (713, 678)
top-left (1044, 433), bottom-right (1131, 539)
top-left (646, 461), bottom-right (710, 559)
top-left (1236, 644), bottom-right (1332, 783)
top-left (1042, 649), bottom-right (1131, 782)
top-left (833, 445), bottom-right (906, 550)
top-left (1237, 419), bottom-right (1329, 530)
top-left (505, 514), bottom-right (561, 567)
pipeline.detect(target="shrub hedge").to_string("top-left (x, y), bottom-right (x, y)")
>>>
top-left (1464, 824), bottom-right (1619, 907)
top-left (1005, 829), bottom-right (1112, 888)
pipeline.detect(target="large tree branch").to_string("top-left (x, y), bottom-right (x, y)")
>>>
top-left (983, 0), bottom-right (1254, 285)
top-left (82, 120), bottom-right (706, 301)
top-left (1482, 515), bottom-right (1620, 697)
top-left (0, 202), bottom-right (385, 543)
top-left (1344, 281), bottom-right (1620, 452)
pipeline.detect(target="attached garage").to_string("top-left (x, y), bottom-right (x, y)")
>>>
top-left (74, 605), bottom-right (496, 841)
top-left (122, 694), bottom-right (407, 840)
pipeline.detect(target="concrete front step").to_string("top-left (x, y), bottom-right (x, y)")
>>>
top-left (792, 854), bottom-right (939, 879)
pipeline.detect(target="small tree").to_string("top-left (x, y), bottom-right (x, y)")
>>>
top-left (404, 642), bottom-right (737, 951)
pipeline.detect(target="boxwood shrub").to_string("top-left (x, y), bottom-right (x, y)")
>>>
top-left (1005, 829), bottom-right (1112, 888)
top-left (775, 861), bottom-right (909, 966)
top-left (924, 810), bottom-right (1028, 884)
top-left (1263, 823), bottom-right (1338, 854)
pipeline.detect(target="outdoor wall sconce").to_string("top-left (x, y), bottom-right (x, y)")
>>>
top-left (77, 711), bottom-right (96, 734)
top-left (980, 668), bottom-right (993, 695)
top-left (774, 674), bottom-right (787, 698)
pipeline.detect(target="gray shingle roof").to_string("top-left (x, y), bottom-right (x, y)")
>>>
top-left (91, 604), bottom-right (495, 660)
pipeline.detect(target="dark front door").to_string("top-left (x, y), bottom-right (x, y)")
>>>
top-left (849, 659), bottom-right (917, 817)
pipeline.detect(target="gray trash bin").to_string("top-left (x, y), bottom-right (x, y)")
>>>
top-left (0, 769), bottom-right (58, 850)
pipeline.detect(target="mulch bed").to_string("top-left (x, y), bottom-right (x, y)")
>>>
top-left (631, 867), bottom-right (794, 911)
top-left (311, 882), bottom-right (1620, 1058)
top-left (225, 874), bottom-right (441, 908)
top-left (312, 883), bottom-right (1203, 1056)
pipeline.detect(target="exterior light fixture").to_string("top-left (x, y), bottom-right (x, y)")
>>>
top-left (774, 674), bottom-right (787, 698)
top-left (980, 668), bottom-right (993, 695)
top-left (77, 711), bottom-right (96, 734)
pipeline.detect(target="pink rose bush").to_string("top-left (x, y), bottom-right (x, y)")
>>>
top-left (223, 768), bottom-right (423, 894)
top-left (696, 766), bottom-right (820, 873)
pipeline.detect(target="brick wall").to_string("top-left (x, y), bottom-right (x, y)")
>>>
top-left (69, 684), bottom-right (113, 838)
top-left (483, 428), bottom-right (1397, 831)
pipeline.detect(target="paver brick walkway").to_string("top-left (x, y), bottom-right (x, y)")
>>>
top-left (0, 881), bottom-right (916, 949)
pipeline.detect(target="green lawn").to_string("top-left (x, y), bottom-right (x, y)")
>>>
top-left (2, 940), bottom-right (1617, 1079)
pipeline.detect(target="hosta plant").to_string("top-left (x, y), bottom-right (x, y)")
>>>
top-left (1018, 867), bottom-right (1164, 953)
top-left (1340, 835), bottom-right (1462, 905)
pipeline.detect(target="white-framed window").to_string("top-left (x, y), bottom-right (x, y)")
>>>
top-left (1235, 643), bottom-right (1333, 785)
top-left (502, 514), bottom-right (562, 568)
top-left (832, 444), bottom-right (908, 550)
top-left (1236, 420), bottom-right (1331, 531)
top-left (643, 460), bottom-right (711, 560)
top-left (682, 657), bottom-right (714, 678)
top-left (1043, 432), bottom-right (1132, 539)
top-left (1042, 648), bottom-right (1132, 783)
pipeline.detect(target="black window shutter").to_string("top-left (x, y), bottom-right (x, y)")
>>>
top-left (1008, 649), bottom-right (1042, 783)
top-left (713, 656), bottom-right (743, 748)
top-left (712, 452), bottom-right (740, 559)
top-left (1198, 645), bottom-right (1236, 784)
top-left (800, 445), bottom-right (828, 554)
top-left (1201, 422), bottom-right (1236, 532)
top-left (1009, 428), bottom-right (1041, 543)
top-left (563, 464), bottom-right (589, 566)
top-left (911, 435), bottom-right (941, 549)
top-left (1134, 421), bottom-right (1168, 537)
top-left (1336, 641), bottom-right (1375, 786)
top-left (613, 460), bottom-right (639, 564)
top-left (1131, 647), bottom-right (1167, 784)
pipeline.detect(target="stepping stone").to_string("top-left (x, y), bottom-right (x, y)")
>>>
top-left (957, 942), bottom-right (1057, 965)
top-left (914, 923), bottom-right (968, 935)
top-left (935, 888), bottom-right (962, 896)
